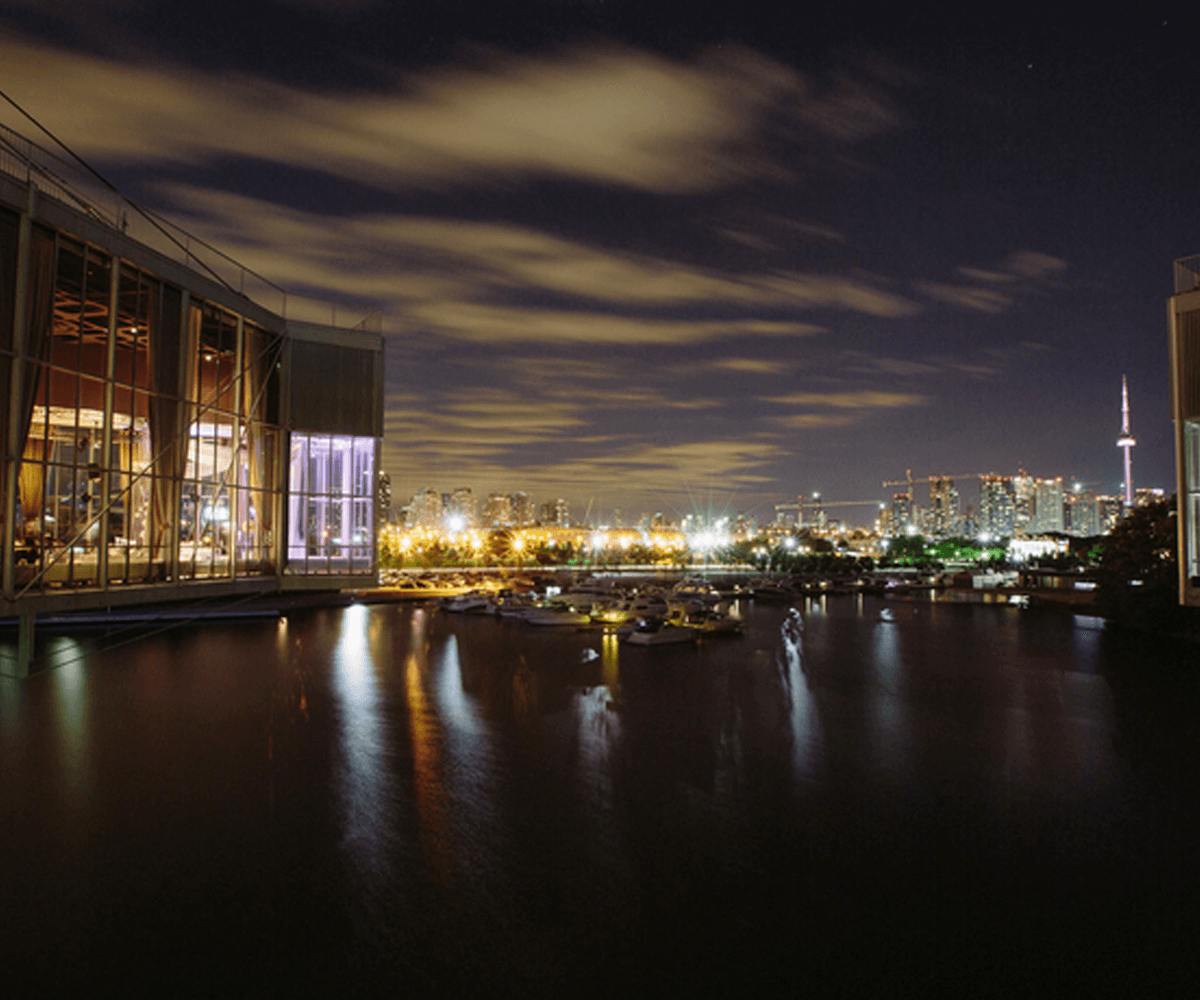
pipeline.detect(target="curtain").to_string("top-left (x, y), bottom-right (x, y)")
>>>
top-left (0, 209), bottom-right (19, 482)
top-left (148, 286), bottom-right (182, 559)
top-left (12, 227), bottom-right (55, 524)
top-left (131, 423), bottom-right (151, 548)
top-left (242, 327), bottom-right (278, 563)
top-left (17, 438), bottom-right (45, 537)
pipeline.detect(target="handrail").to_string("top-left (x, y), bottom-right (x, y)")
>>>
top-left (1175, 255), bottom-right (1200, 295)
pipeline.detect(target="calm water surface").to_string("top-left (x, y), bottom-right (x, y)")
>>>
top-left (3, 596), bottom-right (1199, 993)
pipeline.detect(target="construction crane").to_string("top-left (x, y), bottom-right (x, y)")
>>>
top-left (774, 500), bottom-right (885, 512)
top-left (881, 469), bottom-right (990, 496)
top-left (775, 494), bottom-right (886, 527)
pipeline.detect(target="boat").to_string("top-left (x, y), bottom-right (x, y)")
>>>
top-left (590, 593), bottom-right (669, 625)
top-left (668, 577), bottom-right (722, 605)
top-left (671, 607), bottom-right (743, 635)
top-left (438, 592), bottom-right (493, 613)
top-left (622, 617), bottom-right (698, 646)
top-left (490, 593), bottom-right (542, 620)
top-left (521, 606), bottom-right (593, 627)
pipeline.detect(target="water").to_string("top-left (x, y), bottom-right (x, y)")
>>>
top-left (3, 596), bottom-right (1199, 992)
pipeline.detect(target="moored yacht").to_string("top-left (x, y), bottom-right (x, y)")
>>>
top-left (622, 616), bottom-right (699, 646)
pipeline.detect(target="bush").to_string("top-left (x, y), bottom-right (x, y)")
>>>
top-left (1094, 498), bottom-right (1181, 630)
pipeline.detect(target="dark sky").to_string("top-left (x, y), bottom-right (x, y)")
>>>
top-left (2, 4), bottom-right (1192, 525)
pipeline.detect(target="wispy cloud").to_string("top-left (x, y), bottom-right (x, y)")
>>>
top-left (918, 250), bottom-right (1068, 313)
top-left (403, 303), bottom-right (820, 344)
top-left (0, 34), bottom-right (906, 194)
top-left (917, 282), bottom-right (1012, 313)
top-left (763, 390), bottom-right (929, 408)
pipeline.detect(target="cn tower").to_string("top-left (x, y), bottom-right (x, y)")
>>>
top-left (1117, 376), bottom-right (1136, 506)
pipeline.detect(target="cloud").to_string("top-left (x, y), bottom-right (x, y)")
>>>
top-left (384, 429), bottom-right (787, 503)
top-left (770, 413), bottom-right (858, 429)
top-left (920, 250), bottom-right (1068, 314)
top-left (1006, 251), bottom-right (1067, 279)
top-left (841, 353), bottom-right (941, 376)
top-left (403, 303), bottom-right (821, 344)
top-left (710, 358), bottom-right (794, 375)
top-left (158, 185), bottom-right (916, 324)
top-left (763, 390), bottom-right (930, 408)
top-left (917, 282), bottom-right (1012, 313)
top-left (0, 34), bottom-right (906, 194)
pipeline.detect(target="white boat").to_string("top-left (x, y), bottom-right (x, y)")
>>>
top-left (669, 577), bottom-right (722, 605)
top-left (671, 607), bottom-right (743, 635)
top-left (591, 594), bottom-right (669, 625)
top-left (622, 617), bottom-right (698, 646)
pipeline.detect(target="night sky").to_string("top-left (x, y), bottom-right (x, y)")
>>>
top-left (2, 5), bottom-right (1194, 525)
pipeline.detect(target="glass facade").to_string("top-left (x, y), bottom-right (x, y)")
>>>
top-left (5, 224), bottom-right (291, 591)
top-left (3, 170), bottom-right (382, 607)
top-left (1185, 420), bottom-right (1200, 586)
top-left (287, 432), bottom-right (375, 574)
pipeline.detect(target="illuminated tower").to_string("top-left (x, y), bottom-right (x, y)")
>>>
top-left (1117, 376), bottom-right (1136, 506)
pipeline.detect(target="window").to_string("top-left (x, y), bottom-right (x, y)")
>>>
top-left (287, 432), bottom-right (374, 574)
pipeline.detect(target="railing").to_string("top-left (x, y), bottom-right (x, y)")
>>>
top-left (1175, 255), bottom-right (1200, 294)
top-left (0, 122), bottom-right (379, 331)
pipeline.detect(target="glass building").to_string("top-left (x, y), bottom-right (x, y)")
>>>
top-left (2, 125), bottom-right (383, 645)
top-left (1169, 256), bottom-right (1200, 604)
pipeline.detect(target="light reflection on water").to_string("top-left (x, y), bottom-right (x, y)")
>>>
top-left (5, 594), bottom-right (1195, 991)
top-left (333, 603), bottom-right (395, 881)
top-left (49, 639), bottom-right (90, 809)
top-left (870, 606), bottom-right (909, 778)
top-left (778, 608), bottom-right (823, 781)
top-left (572, 632), bottom-right (623, 827)
top-left (429, 632), bottom-right (502, 885)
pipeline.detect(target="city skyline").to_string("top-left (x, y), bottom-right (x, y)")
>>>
top-left (391, 465), bottom-right (1156, 538)
top-left (1, 8), bottom-right (1190, 519)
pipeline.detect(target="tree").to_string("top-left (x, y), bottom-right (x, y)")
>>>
top-left (880, 534), bottom-right (938, 569)
top-left (1094, 498), bottom-right (1179, 629)
top-left (485, 528), bottom-right (513, 564)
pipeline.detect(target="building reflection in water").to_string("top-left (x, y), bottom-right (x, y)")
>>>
top-left (49, 638), bottom-right (91, 809)
top-left (573, 630), bottom-right (622, 820)
top-left (600, 630), bottom-right (620, 705)
top-left (779, 609), bottom-right (823, 782)
top-left (869, 608), bottom-right (910, 780)
top-left (333, 603), bottom-right (395, 880)
top-left (403, 613), bottom-right (455, 887)
top-left (430, 632), bottom-right (502, 884)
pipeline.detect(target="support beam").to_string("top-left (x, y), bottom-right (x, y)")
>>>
top-left (1, 611), bottom-right (34, 679)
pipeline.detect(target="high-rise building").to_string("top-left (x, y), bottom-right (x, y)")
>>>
top-left (410, 488), bottom-right (443, 529)
top-left (511, 491), bottom-right (535, 526)
top-left (481, 492), bottom-right (514, 527)
top-left (1096, 495), bottom-right (1124, 533)
top-left (928, 476), bottom-right (960, 538)
top-left (1030, 478), bottom-right (1065, 534)
top-left (979, 475), bottom-right (1015, 537)
top-left (1065, 488), bottom-right (1100, 537)
top-left (1134, 487), bottom-right (1166, 507)
top-left (448, 487), bottom-right (477, 529)
top-left (1012, 471), bottom-right (1035, 535)
top-left (538, 498), bottom-right (570, 526)
top-left (802, 494), bottom-right (825, 530)
top-left (890, 492), bottom-right (912, 534)
top-left (377, 471), bottom-right (392, 526)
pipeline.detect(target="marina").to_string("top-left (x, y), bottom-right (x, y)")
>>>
top-left (3, 592), bottom-right (1198, 992)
